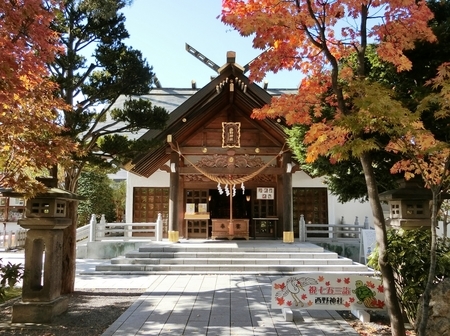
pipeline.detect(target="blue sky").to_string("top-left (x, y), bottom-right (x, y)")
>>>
top-left (121, 0), bottom-right (301, 89)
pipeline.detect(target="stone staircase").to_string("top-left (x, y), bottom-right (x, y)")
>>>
top-left (91, 240), bottom-right (374, 275)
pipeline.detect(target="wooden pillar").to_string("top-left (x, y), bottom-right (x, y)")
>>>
top-left (168, 152), bottom-right (180, 243)
top-left (228, 192), bottom-right (234, 236)
top-left (177, 177), bottom-right (185, 238)
top-left (282, 152), bottom-right (294, 243)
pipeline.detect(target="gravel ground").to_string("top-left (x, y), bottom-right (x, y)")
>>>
top-left (338, 311), bottom-right (417, 336)
top-left (0, 290), bottom-right (415, 336)
top-left (0, 289), bottom-right (144, 336)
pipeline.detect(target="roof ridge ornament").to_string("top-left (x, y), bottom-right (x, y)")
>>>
top-left (185, 43), bottom-right (220, 73)
top-left (185, 43), bottom-right (245, 75)
top-left (185, 43), bottom-right (271, 85)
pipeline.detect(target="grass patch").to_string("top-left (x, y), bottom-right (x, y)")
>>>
top-left (0, 287), bottom-right (22, 304)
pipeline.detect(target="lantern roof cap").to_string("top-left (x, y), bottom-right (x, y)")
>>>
top-left (379, 179), bottom-right (450, 201)
top-left (33, 187), bottom-right (83, 201)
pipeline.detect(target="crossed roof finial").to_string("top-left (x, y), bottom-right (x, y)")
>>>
top-left (185, 43), bottom-right (267, 75)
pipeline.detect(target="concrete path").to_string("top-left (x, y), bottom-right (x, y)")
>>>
top-left (0, 251), bottom-right (360, 336)
top-left (100, 273), bottom-right (359, 336)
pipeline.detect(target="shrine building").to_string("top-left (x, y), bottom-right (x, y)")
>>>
top-left (120, 49), bottom-right (372, 242)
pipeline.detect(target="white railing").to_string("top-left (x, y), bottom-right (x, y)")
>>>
top-left (300, 215), bottom-right (373, 264)
top-left (0, 229), bottom-right (27, 250)
top-left (76, 224), bottom-right (90, 242)
top-left (299, 215), bottom-right (370, 243)
top-left (76, 213), bottom-right (163, 243)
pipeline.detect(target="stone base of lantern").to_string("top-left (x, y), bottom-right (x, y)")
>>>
top-left (12, 296), bottom-right (69, 323)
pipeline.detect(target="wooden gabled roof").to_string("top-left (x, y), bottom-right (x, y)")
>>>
top-left (129, 52), bottom-right (290, 178)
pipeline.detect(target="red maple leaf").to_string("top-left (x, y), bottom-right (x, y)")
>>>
top-left (325, 281), bottom-right (330, 286)
top-left (318, 276), bottom-right (324, 282)
top-left (307, 301), bottom-right (313, 306)
top-left (301, 294), bottom-right (308, 300)
top-left (377, 285), bottom-right (384, 293)
top-left (366, 281), bottom-right (375, 288)
top-left (344, 301), bottom-right (351, 308)
top-left (349, 297), bottom-right (355, 303)
top-left (277, 297), bottom-right (285, 306)
top-left (344, 278), bottom-right (350, 284)
top-left (274, 282), bottom-right (285, 290)
top-left (376, 300), bottom-right (385, 309)
top-left (337, 278), bottom-right (342, 283)
top-left (287, 301), bottom-right (293, 306)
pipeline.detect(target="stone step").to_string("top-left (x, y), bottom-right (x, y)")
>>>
top-left (90, 241), bottom-right (373, 276)
top-left (136, 245), bottom-right (325, 253)
top-left (111, 257), bottom-right (352, 265)
top-left (85, 270), bottom-right (376, 276)
top-left (95, 263), bottom-right (371, 273)
top-left (123, 251), bottom-right (339, 259)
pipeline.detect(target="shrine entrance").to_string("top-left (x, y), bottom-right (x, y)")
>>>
top-left (183, 187), bottom-right (280, 240)
top-left (208, 189), bottom-right (251, 221)
top-left (207, 188), bottom-right (279, 240)
top-left (130, 48), bottom-right (296, 243)
top-left (208, 189), bottom-right (252, 239)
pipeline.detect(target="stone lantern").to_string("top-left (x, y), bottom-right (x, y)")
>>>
top-left (379, 179), bottom-right (433, 230)
top-left (12, 177), bottom-right (80, 323)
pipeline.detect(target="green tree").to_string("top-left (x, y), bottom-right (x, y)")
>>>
top-left (368, 229), bottom-right (450, 326)
top-left (77, 170), bottom-right (116, 227)
top-left (285, 103), bottom-right (401, 203)
top-left (388, 63), bottom-right (450, 335)
top-left (49, 0), bottom-right (169, 293)
top-left (110, 179), bottom-right (126, 222)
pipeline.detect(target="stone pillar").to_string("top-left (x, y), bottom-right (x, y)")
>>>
top-left (282, 152), bottom-right (294, 243)
top-left (168, 152), bottom-right (180, 243)
top-left (12, 217), bottom-right (72, 323)
top-left (22, 229), bottom-right (65, 301)
top-left (11, 181), bottom-right (78, 324)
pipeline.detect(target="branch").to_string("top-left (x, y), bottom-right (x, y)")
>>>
top-left (304, 0), bottom-right (345, 113)
top-left (73, 63), bottom-right (96, 89)
top-left (357, 4), bottom-right (369, 77)
top-left (81, 99), bottom-right (117, 142)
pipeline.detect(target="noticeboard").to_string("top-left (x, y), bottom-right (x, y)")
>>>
top-left (271, 274), bottom-right (385, 311)
top-left (257, 187), bottom-right (274, 200)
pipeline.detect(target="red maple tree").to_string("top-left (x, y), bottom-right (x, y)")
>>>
top-left (0, 0), bottom-right (75, 193)
top-left (221, 1), bottom-right (435, 335)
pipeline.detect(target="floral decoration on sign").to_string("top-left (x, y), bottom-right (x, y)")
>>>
top-left (271, 274), bottom-right (386, 311)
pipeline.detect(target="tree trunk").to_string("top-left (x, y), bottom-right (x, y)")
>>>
top-left (60, 201), bottom-right (78, 294)
top-left (60, 169), bottom-right (81, 294)
top-left (444, 211), bottom-right (448, 243)
top-left (417, 188), bottom-right (439, 336)
top-left (360, 152), bottom-right (406, 336)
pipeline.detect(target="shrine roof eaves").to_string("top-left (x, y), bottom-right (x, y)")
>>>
top-left (125, 64), bottom-right (296, 177)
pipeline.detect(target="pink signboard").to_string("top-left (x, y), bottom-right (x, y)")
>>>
top-left (271, 274), bottom-right (386, 311)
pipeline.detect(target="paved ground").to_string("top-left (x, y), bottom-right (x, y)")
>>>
top-left (1, 250), bottom-right (360, 336)
top-left (100, 273), bottom-right (359, 336)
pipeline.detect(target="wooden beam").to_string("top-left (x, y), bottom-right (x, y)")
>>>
top-left (166, 146), bottom-right (283, 155)
top-left (179, 167), bottom-right (283, 175)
